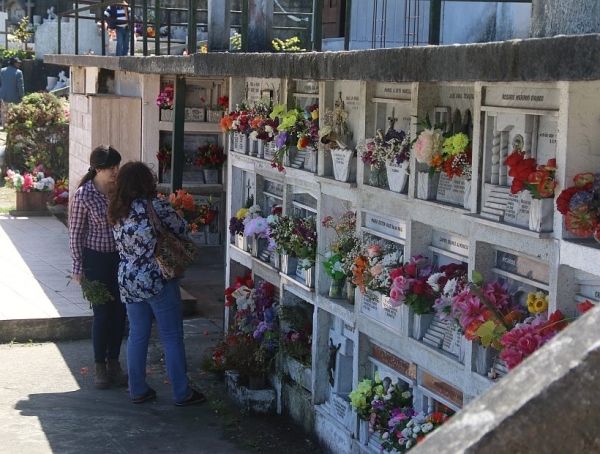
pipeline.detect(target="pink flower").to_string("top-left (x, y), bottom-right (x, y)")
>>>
top-left (515, 333), bottom-right (542, 356)
top-left (499, 348), bottom-right (523, 370)
top-left (370, 263), bottom-right (384, 276)
top-left (452, 290), bottom-right (486, 330)
top-left (367, 244), bottom-right (382, 258)
top-left (413, 128), bottom-right (443, 165)
top-left (389, 287), bottom-right (406, 307)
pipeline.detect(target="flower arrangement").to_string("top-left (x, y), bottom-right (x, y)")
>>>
top-left (156, 145), bottom-right (172, 172)
top-left (437, 132), bottom-right (473, 180)
top-left (268, 214), bottom-right (317, 268)
top-left (48, 179), bottom-right (69, 206)
top-left (321, 210), bottom-right (359, 277)
top-left (429, 263), bottom-right (469, 322)
top-left (351, 241), bottom-right (403, 295)
top-left (159, 189), bottom-right (211, 233)
top-left (208, 96), bottom-right (229, 111)
top-left (269, 102), bottom-right (319, 172)
top-left (381, 409), bottom-right (452, 452)
top-left (228, 195), bottom-right (255, 236)
top-left (387, 255), bottom-right (436, 314)
top-left (244, 214), bottom-right (269, 238)
top-left (4, 167), bottom-right (55, 192)
top-left (556, 172), bottom-right (600, 240)
top-left (220, 100), bottom-right (251, 134)
top-left (279, 305), bottom-right (313, 366)
top-left (194, 143), bottom-right (226, 170)
top-left (413, 115), bottom-right (446, 176)
top-left (156, 83), bottom-right (174, 110)
top-left (358, 137), bottom-right (387, 170)
top-left (504, 151), bottom-right (556, 199)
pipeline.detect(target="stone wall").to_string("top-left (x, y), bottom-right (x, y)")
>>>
top-left (531, 0), bottom-right (600, 37)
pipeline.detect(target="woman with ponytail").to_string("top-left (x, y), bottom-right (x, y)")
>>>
top-left (69, 144), bottom-right (128, 390)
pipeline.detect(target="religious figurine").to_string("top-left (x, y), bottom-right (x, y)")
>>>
top-left (327, 339), bottom-right (341, 387)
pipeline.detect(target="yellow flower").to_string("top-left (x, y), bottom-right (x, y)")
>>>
top-left (527, 291), bottom-right (549, 313)
top-left (311, 109), bottom-right (319, 120)
top-left (236, 207), bottom-right (249, 219)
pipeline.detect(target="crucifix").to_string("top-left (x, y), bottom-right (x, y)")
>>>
top-left (245, 179), bottom-right (253, 205)
top-left (387, 107), bottom-right (398, 131)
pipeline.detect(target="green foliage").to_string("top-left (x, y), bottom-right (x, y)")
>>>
top-left (476, 320), bottom-right (507, 349)
top-left (230, 31), bottom-right (241, 50)
top-left (0, 48), bottom-right (34, 62)
top-left (471, 270), bottom-right (484, 286)
top-left (11, 16), bottom-right (33, 50)
top-left (272, 36), bottom-right (305, 52)
top-left (81, 279), bottom-right (114, 306)
top-left (5, 93), bottom-right (69, 179)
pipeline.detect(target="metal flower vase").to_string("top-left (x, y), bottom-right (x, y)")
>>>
top-left (412, 313), bottom-right (435, 340)
top-left (202, 169), bottom-right (219, 184)
top-left (281, 253), bottom-right (298, 275)
top-left (328, 277), bottom-right (346, 299)
top-left (368, 164), bottom-right (387, 188)
top-left (529, 197), bottom-right (554, 232)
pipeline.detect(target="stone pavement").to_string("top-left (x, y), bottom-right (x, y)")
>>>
top-left (0, 214), bottom-right (322, 454)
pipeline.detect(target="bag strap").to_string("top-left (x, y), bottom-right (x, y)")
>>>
top-left (146, 198), bottom-right (165, 238)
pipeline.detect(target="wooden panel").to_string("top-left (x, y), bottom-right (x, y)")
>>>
top-left (323, 0), bottom-right (343, 38)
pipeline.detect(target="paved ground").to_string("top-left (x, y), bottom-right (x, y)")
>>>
top-left (0, 213), bottom-right (322, 454)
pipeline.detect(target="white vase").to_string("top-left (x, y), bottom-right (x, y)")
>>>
top-left (463, 179), bottom-right (473, 210)
top-left (412, 313), bottom-right (435, 340)
top-left (248, 138), bottom-right (259, 157)
top-left (160, 109), bottom-right (173, 121)
top-left (235, 234), bottom-right (249, 251)
top-left (206, 110), bottom-right (223, 123)
top-left (295, 264), bottom-right (315, 288)
top-left (386, 159), bottom-right (409, 193)
top-left (330, 148), bottom-right (356, 182)
top-left (529, 197), bottom-right (554, 232)
top-left (304, 147), bottom-right (318, 173)
top-left (358, 419), bottom-right (370, 445)
top-left (417, 171), bottom-right (440, 200)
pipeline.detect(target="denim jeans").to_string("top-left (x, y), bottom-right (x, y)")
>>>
top-left (115, 27), bottom-right (130, 56)
top-left (125, 278), bottom-right (191, 403)
top-left (83, 248), bottom-right (126, 364)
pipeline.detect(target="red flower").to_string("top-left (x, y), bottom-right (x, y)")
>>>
top-left (537, 177), bottom-right (557, 198)
top-left (504, 151), bottom-right (524, 168)
top-left (508, 157), bottom-right (537, 181)
top-left (565, 208), bottom-right (597, 237)
top-left (577, 300), bottom-right (595, 315)
top-left (539, 310), bottom-right (568, 336)
top-left (404, 263), bottom-right (418, 278)
top-left (574, 172), bottom-right (596, 187)
top-left (556, 186), bottom-right (580, 215)
top-left (510, 178), bottom-right (526, 194)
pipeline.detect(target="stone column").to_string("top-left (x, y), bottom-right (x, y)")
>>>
top-left (531, 0), bottom-right (600, 37)
top-left (247, 0), bottom-right (273, 52)
top-left (207, 0), bottom-right (231, 52)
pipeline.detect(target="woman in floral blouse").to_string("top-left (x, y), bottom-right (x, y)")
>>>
top-left (69, 145), bottom-right (128, 389)
top-left (108, 161), bottom-right (205, 406)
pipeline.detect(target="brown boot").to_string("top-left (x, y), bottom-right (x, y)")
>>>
top-left (94, 363), bottom-right (113, 389)
top-left (106, 359), bottom-right (128, 387)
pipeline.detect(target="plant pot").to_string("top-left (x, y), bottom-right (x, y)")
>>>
top-left (15, 192), bottom-right (48, 213)
top-left (304, 147), bottom-right (318, 173)
top-left (412, 313), bottom-right (435, 340)
top-left (386, 159), bottom-right (409, 193)
top-left (202, 169), bottom-right (219, 185)
top-left (160, 109), bottom-right (173, 121)
top-left (206, 109), bottom-right (223, 123)
top-left (281, 253), bottom-right (298, 275)
top-left (417, 171), bottom-right (440, 200)
top-left (346, 281), bottom-right (356, 305)
top-left (475, 344), bottom-right (496, 376)
top-left (296, 264), bottom-right (315, 288)
top-left (328, 277), bottom-right (346, 299)
top-left (529, 197), bottom-right (554, 232)
top-left (251, 235), bottom-right (269, 258)
top-left (331, 148), bottom-right (356, 182)
top-left (368, 164), bottom-right (387, 188)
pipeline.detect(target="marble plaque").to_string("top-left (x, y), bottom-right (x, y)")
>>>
top-left (432, 230), bottom-right (469, 257)
top-left (495, 250), bottom-right (550, 284)
top-left (360, 290), bottom-right (381, 320)
top-left (364, 211), bottom-right (407, 240)
top-left (436, 174), bottom-right (467, 206)
top-left (380, 296), bottom-right (402, 333)
top-left (484, 86), bottom-right (559, 110)
top-left (374, 83), bottom-right (412, 100)
top-left (503, 191), bottom-right (532, 228)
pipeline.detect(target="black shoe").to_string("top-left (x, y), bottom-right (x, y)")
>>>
top-left (132, 387), bottom-right (157, 404)
top-left (175, 389), bottom-right (206, 407)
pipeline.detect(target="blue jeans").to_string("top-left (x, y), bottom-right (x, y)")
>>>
top-left (115, 27), bottom-right (130, 56)
top-left (83, 248), bottom-right (126, 364)
top-left (125, 279), bottom-right (191, 403)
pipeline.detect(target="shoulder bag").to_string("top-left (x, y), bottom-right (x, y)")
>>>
top-left (147, 199), bottom-right (200, 280)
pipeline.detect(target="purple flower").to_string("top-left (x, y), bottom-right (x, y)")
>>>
top-left (275, 131), bottom-right (288, 149)
top-left (569, 190), bottom-right (593, 211)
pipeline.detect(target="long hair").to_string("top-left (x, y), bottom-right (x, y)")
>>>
top-left (108, 161), bottom-right (157, 225)
top-left (77, 145), bottom-right (122, 189)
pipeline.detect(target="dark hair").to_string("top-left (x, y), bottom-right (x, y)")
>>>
top-left (77, 144), bottom-right (122, 189)
top-left (108, 161), bottom-right (157, 225)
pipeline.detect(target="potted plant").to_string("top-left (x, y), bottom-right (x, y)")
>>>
top-left (556, 172), bottom-right (600, 241)
top-left (4, 166), bottom-right (55, 214)
top-left (46, 178), bottom-right (69, 215)
top-left (194, 143), bottom-right (226, 184)
top-left (156, 83), bottom-right (174, 121)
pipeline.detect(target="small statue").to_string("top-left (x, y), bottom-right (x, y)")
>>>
top-left (327, 338), bottom-right (341, 387)
top-left (47, 7), bottom-right (58, 21)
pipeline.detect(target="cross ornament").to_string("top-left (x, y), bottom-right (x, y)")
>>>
top-left (387, 107), bottom-right (397, 131)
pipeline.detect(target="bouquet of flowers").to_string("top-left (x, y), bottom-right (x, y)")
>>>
top-left (220, 100), bottom-right (252, 134)
top-left (156, 83), bottom-right (174, 110)
top-left (204, 95), bottom-right (228, 112)
top-left (229, 195), bottom-right (255, 236)
top-left (160, 189), bottom-right (205, 233)
top-left (244, 214), bottom-right (269, 239)
top-left (194, 143), bottom-right (226, 169)
top-left (438, 132), bottom-right (473, 180)
top-left (351, 241), bottom-right (402, 295)
top-left (322, 210), bottom-right (359, 277)
top-left (387, 255), bottom-right (436, 313)
top-left (382, 410), bottom-right (452, 452)
top-left (412, 114), bottom-right (446, 177)
top-left (279, 305), bottom-right (312, 366)
top-left (289, 216), bottom-right (317, 269)
top-left (156, 145), bottom-right (172, 172)
top-left (48, 179), bottom-right (69, 206)
top-left (555, 172), bottom-right (600, 240)
top-left (358, 137), bottom-right (387, 171)
top-left (429, 263), bottom-right (469, 322)
top-left (269, 102), bottom-right (319, 172)
top-left (268, 213), bottom-right (296, 254)
top-left (504, 151), bottom-right (556, 198)
top-left (4, 167), bottom-right (55, 192)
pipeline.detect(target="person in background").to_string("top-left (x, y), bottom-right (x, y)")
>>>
top-left (107, 161), bottom-right (205, 406)
top-left (104, 1), bottom-right (131, 56)
top-left (0, 56), bottom-right (24, 127)
top-left (70, 145), bottom-right (128, 390)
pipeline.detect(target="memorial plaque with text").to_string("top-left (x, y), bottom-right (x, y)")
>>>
top-left (503, 191), bottom-right (531, 228)
top-left (360, 290), bottom-right (381, 320)
top-left (374, 83), bottom-right (412, 100)
top-left (436, 174), bottom-right (467, 206)
top-left (380, 296), bottom-right (402, 333)
top-left (495, 250), bottom-right (550, 284)
top-left (432, 231), bottom-right (469, 257)
top-left (364, 211), bottom-right (407, 240)
top-left (421, 371), bottom-right (463, 408)
top-left (484, 86), bottom-right (559, 111)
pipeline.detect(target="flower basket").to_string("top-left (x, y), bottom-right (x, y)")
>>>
top-left (160, 109), bottom-right (173, 122)
top-left (417, 171), bottom-right (440, 200)
top-left (206, 109), bottom-right (224, 123)
top-left (412, 312), bottom-right (435, 340)
top-left (331, 148), bottom-right (356, 182)
top-left (281, 253), bottom-right (298, 275)
top-left (529, 197), bottom-right (554, 232)
top-left (16, 192), bottom-right (48, 213)
top-left (386, 159), bottom-right (409, 193)
top-left (202, 169), bottom-right (219, 185)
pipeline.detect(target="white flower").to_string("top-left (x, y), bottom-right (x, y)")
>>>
top-left (383, 394), bottom-right (392, 401)
top-left (443, 278), bottom-right (458, 297)
top-left (249, 131), bottom-right (258, 140)
top-left (412, 425), bottom-right (421, 434)
top-left (382, 432), bottom-right (389, 440)
top-left (265, 125), bottom-right (273, 134)
top-left (427, 272), bottom-right (444, 292)
top-left (422, 422), bottom-right (434, 433)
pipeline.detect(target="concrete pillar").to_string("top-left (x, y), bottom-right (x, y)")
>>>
top-left (247, 0), bottom-right (273, 52)
top-left (207, 0), bottom-right (231, 52)
top-left (531, 0), bottom-right (600, 38)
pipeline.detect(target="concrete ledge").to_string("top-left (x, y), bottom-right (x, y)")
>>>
top-left (0, 316), bottom-right (93, 343)
top-left (413, 306), bottom-right (600, 453)
top-left (44, 34), bottom-right (600, 83)
top-left (180, 287), bottom-right (197, 317)
top-left (225, 370), bottom-right (276, 414)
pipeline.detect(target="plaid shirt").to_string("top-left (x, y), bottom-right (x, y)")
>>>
top-left (69, 180), bottom-right (116, 275)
